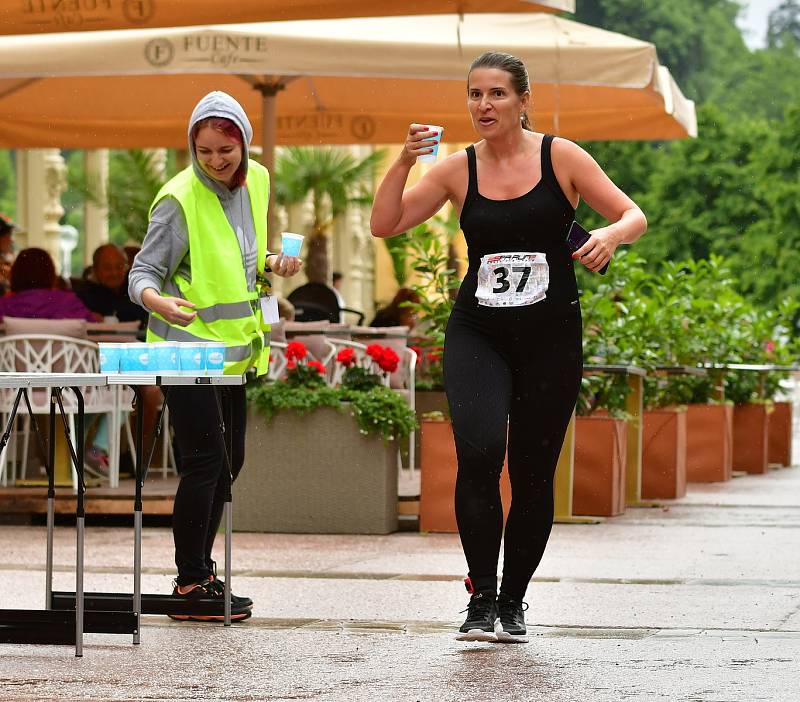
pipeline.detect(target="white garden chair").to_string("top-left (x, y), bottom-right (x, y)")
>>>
top-left (0, 334), bottom-right (130, 488)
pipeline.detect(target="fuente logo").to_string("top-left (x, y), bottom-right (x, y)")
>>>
top-left (144, 34), bottom-right (269, 68)
top-left (144, 37), bottom-right (174, 67)
top-left (21, 0), bottom-right (155, 29)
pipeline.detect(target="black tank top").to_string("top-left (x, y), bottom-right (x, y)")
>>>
top-left (454, 134), bottom-right (578, 320)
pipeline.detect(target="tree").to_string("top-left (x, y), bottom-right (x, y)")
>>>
top-left (767, 0), bottom-right (800, 52)
top-left (0, 150), bottom-right (16, 221)
top-left (573, 0), bottom-right (748, 103)
top-left (273, 146), bottom-right (384, 283)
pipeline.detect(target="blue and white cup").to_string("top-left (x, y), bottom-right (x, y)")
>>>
top-left (150, 342), bottom-right (179, 374)
top-left (98, 342), bottom-right (123, 374)
top-left (280, 232), bottom-right (304, 258)
top-left (177, 342), bottom-right (206, 376)
top-left (417, 125), bottom-right (443, 164)
top-left (202, 342), bottom-right (226, 376)
top-left (121, 342), bottom-right (152, 374)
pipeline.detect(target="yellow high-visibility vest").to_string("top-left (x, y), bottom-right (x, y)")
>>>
top-left (146, 160), bottom-right (270, 375)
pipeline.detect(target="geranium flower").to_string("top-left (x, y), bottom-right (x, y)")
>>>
top-left (377, 347), bottom-right (400, 374)
top-left (336, 348), bottom-right (356, 367)
top-left (366, 344), bottom-right (384, 361)
top-left (286, 359), bottom-right (297, 371)
top-left (308, 360), bottom-right (326, 375)
top-left (286, 340), bottom-right (308, 361)
top-left (409, 345), bottom-right (422, 367)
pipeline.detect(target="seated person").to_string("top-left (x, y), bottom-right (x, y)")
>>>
top-left (0, 247), bottom-right (97, 322)
top-left (0, 213), bottom-right (17, 295)
top-left (75, 243), bottom-right (147, 326)
top-left (370, 287), bottom-right (420, 329)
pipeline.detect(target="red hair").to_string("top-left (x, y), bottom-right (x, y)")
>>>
top-left (192, 117), bottom-right (247, 188)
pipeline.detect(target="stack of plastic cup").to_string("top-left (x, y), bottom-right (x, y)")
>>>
top-left (202, 342), bottom-right (226, 376)
top-left (150, 342), bottom-right (179, 374)
top-left (98, 342), bottom-right (124, 374)
top-left (177, 342), bottom-right (206, 376)
top-left (121, 342), bottom-right (153, 374)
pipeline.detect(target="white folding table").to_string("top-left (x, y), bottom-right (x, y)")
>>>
top-left (51, 374), bottom-right (247, 634)
top-left (0, 372), bottom-right (136, 657)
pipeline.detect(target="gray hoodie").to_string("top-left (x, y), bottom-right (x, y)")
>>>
top-left (129, 91), bottom-right (262, 307)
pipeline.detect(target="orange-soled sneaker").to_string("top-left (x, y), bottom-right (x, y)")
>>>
top-left (167, 579), bottom-right (252, 623)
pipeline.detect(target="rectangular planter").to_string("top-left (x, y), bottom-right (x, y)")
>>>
top-left (768, 401), bottom-right (792, 467)
top-left (733, 403), bottom-right (771, 475)
top-left (642, 408), bottom-right (687, 499)
top-left (573, 415), bottom-right (627, 517)
top-left (233, 406), bottom-right (398, 534)
top-left (419, 419), bottom-right (511, 533)
top-left (686, 404), bottom-right (732, 483)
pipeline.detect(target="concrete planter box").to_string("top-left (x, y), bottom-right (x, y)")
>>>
top-left (733, 403), bottom-right (771, 475)
top-left (686, 403), bottom-right (733, 483)
top-left (642, 408), bottom-right (687, 500)
top-left (233, 406), bottom-right (398, 534)
top-left (768, 401), bottom-right (792, 467)
top-left (573, 415), bottom-right (627, 517)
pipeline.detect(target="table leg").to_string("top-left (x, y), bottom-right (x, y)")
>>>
top-left (211, 387), bottom-right (233, 627)
top-left (132, 386), bottom-right (144, 645)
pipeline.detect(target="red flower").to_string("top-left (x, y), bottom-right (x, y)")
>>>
top-left (764, 340), bottom-right (776, 356)
top-left (427, 350), bottom-right (441, 363)
top-left (308, 360), bottom-right (326, 375)
top-left (366, 343), bottom-right (384, 361)
top-left (377, 347), bottom-right (400, 374)
top-left (409, 345), bottom-right (422, 367)
top-left (286, 359), bottom-right (297, 371)
top-left (336, 348), bottom-right (356, 367)
top-left (286, 341), bottom-right (308, 361)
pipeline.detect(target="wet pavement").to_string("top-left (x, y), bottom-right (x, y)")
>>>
top-left (1, 467), bottom-right (798, 701)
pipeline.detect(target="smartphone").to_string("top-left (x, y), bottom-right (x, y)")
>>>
top-left (565, 220), bottom-right (609, 275)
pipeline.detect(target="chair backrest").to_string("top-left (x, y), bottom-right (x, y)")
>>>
top-left (287, 283), bottom-right (341, 323)
top-left (0, 334), bottom-right (115, 413)
top-left (3, 316), bottom-right (88, 339)
top-left (351, 326), bottom-right (412, 390)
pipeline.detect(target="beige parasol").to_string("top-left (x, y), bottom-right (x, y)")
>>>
top-left (0, 0), bottom-right (573, 35)
top-left (0, 13), bottom-right (696, 163)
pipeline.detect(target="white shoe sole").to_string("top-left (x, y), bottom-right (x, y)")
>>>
top-left (455, 627), bottom-right (498, 642)
top-left (494, 620), bottom-right (529, 643)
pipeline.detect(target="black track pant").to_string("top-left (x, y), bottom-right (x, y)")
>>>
top-left (165, 385), bottom-right (247, 586)
top-left (444, 304), bottom-right (582, 601)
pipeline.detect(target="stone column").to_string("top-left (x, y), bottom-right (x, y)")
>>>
top-left (16, 149), bottom-right (67, 271)
top-left (83, 149), bottom-right (109, 266)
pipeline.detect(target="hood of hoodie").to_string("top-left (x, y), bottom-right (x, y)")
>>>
top-left (188, 91), bottom-right (253, 201)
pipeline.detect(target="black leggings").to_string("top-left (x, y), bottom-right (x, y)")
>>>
top-left (165, 385), bottom-right (246, 586)
top-left (444, 305), bottom-right (582, 601)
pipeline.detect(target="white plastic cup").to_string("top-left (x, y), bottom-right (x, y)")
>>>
top-left (202, 342), bottom-right (226, 376)
top-left (281, 232), bottom-right (304, 258)
top-left (417, 125), bottom-right (443, 164)
top-left (177, 342), bottom-right (206, 376)
top-left (149, 342), bottom-right (179, 374)
top-left (121, 342), bottom-right (152, 375)
top-left (98, 342), bottom-right (123, 374)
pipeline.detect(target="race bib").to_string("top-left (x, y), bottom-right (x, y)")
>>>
top-left (475, 252), bottom-right (549, 307)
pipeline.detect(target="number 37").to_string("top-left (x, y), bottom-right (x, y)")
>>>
top-left (492, 266), bottom-right (531, 294)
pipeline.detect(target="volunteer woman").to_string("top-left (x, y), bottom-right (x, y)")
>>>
top-left (370, 52), bottom-right (646, 642)
top-left (130, 91), bottom-right (301, 620)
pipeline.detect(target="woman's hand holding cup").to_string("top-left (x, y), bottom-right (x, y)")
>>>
top-left (402, 123), bottom-right (443, 166)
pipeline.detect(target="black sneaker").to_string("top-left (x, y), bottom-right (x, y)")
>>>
top-left (456, 589), bottom-right (498, 642)
top-left (168, 579), bottom-right (252, 623)
top-left (495, 592), bottom-right (529, 643)
top-left (208, 560), bottom-right (253, 609)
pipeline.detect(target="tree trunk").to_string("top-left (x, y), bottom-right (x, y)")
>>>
top-left (306, 231), bottom-right (329, 284)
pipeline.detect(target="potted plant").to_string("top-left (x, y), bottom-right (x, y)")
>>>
top-left (726, 298), bottom-right (798, 475)
top-left (233, 340), bottom-right (417, 534)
